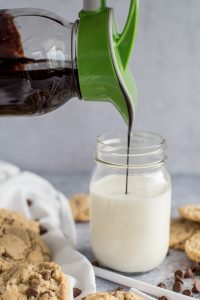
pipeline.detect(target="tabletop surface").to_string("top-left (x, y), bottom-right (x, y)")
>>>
top-left (43, 172), bottom-right (200, 298)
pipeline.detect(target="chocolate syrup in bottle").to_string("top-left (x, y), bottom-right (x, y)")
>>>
top-left (0, 11), bottom-right (133, 192)
top-left (0, 59), bottom-right (80, 116)
top-left (0, 12), bottom-right (80, 116)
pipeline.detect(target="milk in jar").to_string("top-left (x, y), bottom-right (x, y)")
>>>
top-left (90, 132), bottom-right (171, 273)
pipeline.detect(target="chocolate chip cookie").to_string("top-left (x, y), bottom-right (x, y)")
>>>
top-left (69, 194), bottom-right (89, 222)
top-left (185, 232), bottom-right (200, 262)
top-left (0, 262), bottom-right (67, 300)
top-left (83, 291), bottom-right (144, 300)
top-left (0, 225), bottom-right (51, 272)
top-left (0, 209), bottom-right (40, 234)
top-left (179, 205), bottom-right (200, 223)
top-left (170, 218), bottom-right (200, 250)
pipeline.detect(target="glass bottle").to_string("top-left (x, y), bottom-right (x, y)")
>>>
top-left (0, 0), bottom-right (138, 122)
top-left (90, 131), bottom-right (171, 273)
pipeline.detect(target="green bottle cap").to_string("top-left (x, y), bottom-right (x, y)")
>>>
top-left (77, 0), bottom-right (139, 124)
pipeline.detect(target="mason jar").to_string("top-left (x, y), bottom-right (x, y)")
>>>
top-left (90, 131), bottom-right (171, 273)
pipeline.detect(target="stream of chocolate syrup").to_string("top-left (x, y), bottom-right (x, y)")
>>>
top-left (125, 97), bottom-right (133, 194)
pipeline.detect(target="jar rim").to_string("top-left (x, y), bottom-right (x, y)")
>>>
top-left (95, 131), bottom-right (167, 168)
top-left (97, 131), bottom-right (166, 152)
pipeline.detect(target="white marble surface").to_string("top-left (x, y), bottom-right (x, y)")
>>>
top-left (42, 172), bottom-right (200, 297)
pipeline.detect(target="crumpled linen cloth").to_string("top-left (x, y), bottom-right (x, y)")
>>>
top-left (0, 161), bottom-right (96, 299)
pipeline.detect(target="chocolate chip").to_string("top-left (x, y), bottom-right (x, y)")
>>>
top-left (39, 225), bottom-right (48, 235)
top-left (192, 263), bottom-right (200, 276)
top-left (73, 288), bottom-right (82, 298)
top-left (92, 260), bottom-right (100, 267)
top-left (175, 275), bottom-right (184, 284)
top-left (184, 268), bottom-right (194, 279)
top-left (41, 271), bottom-right (51, 281)
top-left (114, 287), bottom-right (125, 292)
top-left (192, 264), bottom-right (197, 272)
top-left (26, 288), bottom-right (38, 298)
top-left (27, 199), bottom-right (33, 207)
top-left (2, 251), bottom-right (12, 259)
top-left (173, 281), bottom-right (182, 293)
top-left (182, 289), bottom-right (192, 296)
top-left (174, 270), bottom-right (184, 279)
top-left (192, 281), bottom-right (200, 293)
top-left (107, 288), bottom-right (125, 294)
top-left (196, 269), bottom-right (200, 276)
top-left (157, 282), bottom-right (166, 289)
top-left (158, 297), bottom-right (168, 300)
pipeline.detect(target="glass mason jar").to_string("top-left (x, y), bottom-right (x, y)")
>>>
top-left (90, 131), bottom-right (171, 273)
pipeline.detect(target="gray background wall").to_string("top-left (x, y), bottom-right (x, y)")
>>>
top-left (0, 0), bottom-right (199, 174)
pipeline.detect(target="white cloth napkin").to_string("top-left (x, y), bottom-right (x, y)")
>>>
top-left (0, 161), bottom-right (96, 299)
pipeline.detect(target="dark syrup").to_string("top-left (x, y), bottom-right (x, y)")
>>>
top-left (119, 83), bottom-right (134, 195)
top-left (125, 99), bottom-right (133, 194)
top-left (0, 58), bottom-right (79, 116)
top-left (0, 11), bottom-right (80, 116)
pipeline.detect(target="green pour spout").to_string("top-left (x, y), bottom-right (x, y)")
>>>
top-left (77, 0), bottom-right (139, 124)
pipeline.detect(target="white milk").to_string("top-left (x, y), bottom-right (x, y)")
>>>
top-left (90, 174), bottom-right (171, 273)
